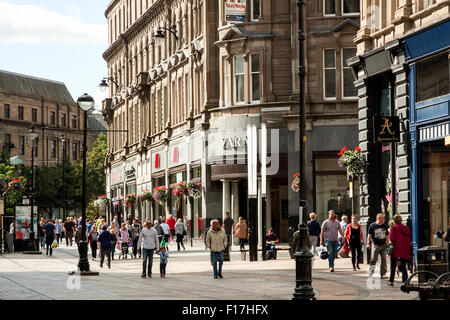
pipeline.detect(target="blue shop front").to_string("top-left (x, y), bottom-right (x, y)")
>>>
top-left (406, 18), bottom-right (450, 254)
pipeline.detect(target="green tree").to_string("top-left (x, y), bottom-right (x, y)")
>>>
top-left (85, 133), bottom-right (107, 202)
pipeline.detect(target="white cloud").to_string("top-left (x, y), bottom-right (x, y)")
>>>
top-left (0, 2), bottom-right (107, 44)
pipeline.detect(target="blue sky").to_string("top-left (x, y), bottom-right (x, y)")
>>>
top-left (0, 0), bottom-right (111, 109)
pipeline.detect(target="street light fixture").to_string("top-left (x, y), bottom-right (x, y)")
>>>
top-left (152, 27), bottom-right (178, 41)
top-left (98, 77), bottom-right (119, 92)
top-left (76, 93), bottom-right (98, 275)
top-left (60, 134), bottom-right (67, 220)
top-left (24, 125), bottom-right (40, 254)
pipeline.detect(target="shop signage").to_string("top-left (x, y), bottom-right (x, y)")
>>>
top-left (125, 166), bottom-right (135, 178)
top-left (373, 116), bottom-right (400, 142)
top-left (155, 153), bottom-right (160, 168)
top-left (222, 136), bottom-right (246, 150)
top-left (225, 2), bottom-right (246, 22)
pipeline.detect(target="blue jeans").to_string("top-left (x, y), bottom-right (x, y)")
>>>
top-left (142, 248), bottom-right (155, 276)
top-left (337, 238), bottom-right (343, 253)
top-left (266, 244), bottom-right (276, 259)
top-left (40, 236), bottom-right (45, 248)
top-left (210, 251), bottom-right (224, 276)
top-left (325, 240), bottom-right (338, 268)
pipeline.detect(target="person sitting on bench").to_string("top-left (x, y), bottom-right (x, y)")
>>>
top-left (266, 228), bottom-right (279, 260)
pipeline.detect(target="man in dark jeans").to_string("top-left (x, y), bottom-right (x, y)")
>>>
top-left (137, 220), bottom-right (160, 278)
top-left (97, 225), bottom-right (114, 268)
top-left (222, 212), bottom-right (234, 253)
top-left (43, 219), bottom-right (56, 256)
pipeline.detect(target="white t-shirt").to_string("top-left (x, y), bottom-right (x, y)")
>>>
top-left (160, 223), bottom-right (170, 235)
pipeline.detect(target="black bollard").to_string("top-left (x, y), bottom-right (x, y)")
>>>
top-left (292, 223), bottom-right (315, 300)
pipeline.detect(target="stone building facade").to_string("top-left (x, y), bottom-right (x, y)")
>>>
top-left (0, 70), bottom-right (88, 167)
top-left (102, 0), bottom-right (360, 243)
top-left (348, 0), bottom-right (450, 257)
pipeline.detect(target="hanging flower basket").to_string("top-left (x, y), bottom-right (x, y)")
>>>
top-left (187, 181), bottom-right (202, 199)
top-left (124, 193), bottom-right (136, 208)
top-left (173, 181), bottom-right (188, 209)
top-left (9, 178), bottom-right (24, 190)
top-left (338, 146), bottom-right (366, 177)
top-left (291, 173), bottom-right (301, 192)
top-left (138, 189), bottom-right (153, 202)
top-left (94, 194), bottom-right (109, 207)
top-left (153, 186), bottom-right (168, 206)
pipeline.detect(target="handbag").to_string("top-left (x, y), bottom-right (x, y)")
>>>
top-left (338, 242), bottom-right (350, 258)
top-left (52, 240), bottom-right (58, 248)
top-left (183, 229), bottom-right (187, 236)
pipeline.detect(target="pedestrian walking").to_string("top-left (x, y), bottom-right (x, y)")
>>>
top-left (75, 225), bottom-right (83, 247)
top-left (43, 219), bottom-right (56, 256)
top-left (204, 220), bottom-right (213, 250)
top-left (153, 220), bottom-right (164, 247)
top-left (233, 217), bottom-right (248, 251)
top-left (129, 219), bottom-right (142, 258)
top-left (127, 213), bottom-right (133, 225)
top-left (159, 244), bottom-right (169, 278)
top-left (344, 215), bottom-right (364, 271)
top-left (320, 210), bottom-right (344, 272)
top-left (206, 220), bottom-right (227, 279)
top-left (307, 212), bottom-right (321, 255)
top-left (38, 220), bottom-right (45, 249)
top-left (337, 215), bottom-right (349, 254)
top-left (388, 214), bottom-right (411, 286)
top-left (97, 225), bottom-right (114, 268)
top-left (55, 219), bottom-right (62, 244)
top-left (175, 218), bottom-right (186, 251)
top-left (119, 223), bottom-right (131, 259)
top-left (63, 217), bottom-right (75, 247)
top-left (88, 226), bottom-right (99, 261)
top-left (137, 220), bottom-right (160, 278)
top-left (59, 219), bottom-right (64, 241)
top-left (110, 228), bottom-right (118, 260)
top-left (367, 213), bottom-right (390, 278)
top-left (166, 214), bottom-right (176, 243)
top-left (222, 212), bottom-right (234, 253)
top-left (160, 219), bottom-right (170, 250)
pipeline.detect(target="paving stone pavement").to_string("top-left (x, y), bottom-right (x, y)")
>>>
top-left (0, 241), bottom-right (418, 300)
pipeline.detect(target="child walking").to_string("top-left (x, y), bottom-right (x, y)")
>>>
top-left (159, 240), bottom-right (169, 278)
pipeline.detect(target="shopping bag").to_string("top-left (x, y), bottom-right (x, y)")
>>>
top-left (52, 240), bottom-right (58, 248)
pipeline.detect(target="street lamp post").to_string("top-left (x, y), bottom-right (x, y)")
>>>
top-left (293, 0), bottom-right (315, 300)
top-left (25, 125), bottom-right (40, 254)
top-left (76, 93), bottom-right (99, 275)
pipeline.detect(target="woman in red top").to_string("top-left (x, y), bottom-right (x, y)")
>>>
top-left (388, 214), bottom-right (411, 285)
top-left (344, 215), bottom-right (364, 271)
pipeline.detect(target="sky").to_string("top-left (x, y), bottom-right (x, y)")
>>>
top-left (0, 0), bottom-right (111, 110)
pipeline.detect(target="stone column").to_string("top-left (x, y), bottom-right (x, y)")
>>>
top-left (222, 180), bottom-right (230, 224)
top-left (231, 181), bottom-right (240, 245)
top-left (258, 179), bottom-right (263, 247)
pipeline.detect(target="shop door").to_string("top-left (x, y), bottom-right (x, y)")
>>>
top-left (429, 152), bottom-right (450, 248)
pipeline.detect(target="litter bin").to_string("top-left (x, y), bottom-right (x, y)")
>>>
top-left (417, 246), bottom-right (448, 283)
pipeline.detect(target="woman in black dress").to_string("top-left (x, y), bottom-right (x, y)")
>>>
top-left (344, 215), bottom-right (364, 271)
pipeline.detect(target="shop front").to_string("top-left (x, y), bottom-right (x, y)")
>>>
top-left (110, 164), bottom-right (124, 223)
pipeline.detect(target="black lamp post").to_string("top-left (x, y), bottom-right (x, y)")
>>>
top-left (25, 125), bottom-right (40, 254)
top-left (292, 0), bottom-right (315, 300)
top-left (76, 93), bottom-right (98, 275)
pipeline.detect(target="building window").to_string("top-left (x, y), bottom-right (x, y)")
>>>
top-left (32, 108), bottom-right (37, 122)
top-left (342, 0), bottom-right (359, 15)
top-left (61, 113), bottom-right (66, 127)
top-left (314, 153), bottom-right (359, 222)
top-left (324, 49), bottom-right (336, 99)
top-left (4, 104), bottom-right (10, 118)
top-left (19, 136), bottom-right (25, 155)
top-left (251, 0), bottom-right (260, 21)
top-left (234, 55), bottom-right (245, 104)
top-left (72, 115), bottom-right (77, 129)
top-left (5, 134), bottom-right (11, 151)
top-left (223, 57), bottom-right (230, 107)
top-left (250, 54), bottom-right (261, 102)
top-left (342, 48), bottom-right (358, 98)
top-left (324, 0), bottom-right (336, 16)
top-left (18, 106), bottom-right (24, 120)
top-left (416, 52), bottom-right (449, 103)
top-left (50, 111), bottom-right (55, 125)
top-left (72, 142), bottom-right (78, 160)
top-left (50, 140), bottom-right (56, 158)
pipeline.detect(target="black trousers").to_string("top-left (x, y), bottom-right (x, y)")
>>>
top-left (160, 263), bottom-right (167, 275)
top-left (65, 232), bottom-right (73, 246)
top-left (176, 233), bottom-right (185, 250)
top-left (45, 236), bottom-right (55, 255)
top-left (350, 241), bottom-right (361, 268)
top-left (100, 249), bottom-right (111, 267)
top-left (90, 240), bottom-right (97, 259)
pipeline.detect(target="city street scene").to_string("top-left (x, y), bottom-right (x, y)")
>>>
top-left (0, 0), bottom-right (450, 312)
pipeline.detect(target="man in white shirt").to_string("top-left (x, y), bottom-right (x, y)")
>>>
top-left (137, 220), bottom-right (160, 278)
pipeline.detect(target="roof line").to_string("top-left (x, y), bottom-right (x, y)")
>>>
top-left (0, 69), bottom-right (66, 86)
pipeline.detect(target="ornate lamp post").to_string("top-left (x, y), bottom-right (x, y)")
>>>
top-left (60, 134), bottom-right (67, 220)
top-left (292, 0), bottom-right (315, 300)
top-left (76, 93), bottom-right (99, 275)
top-left (25, 125), bottom-right (40, 254)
